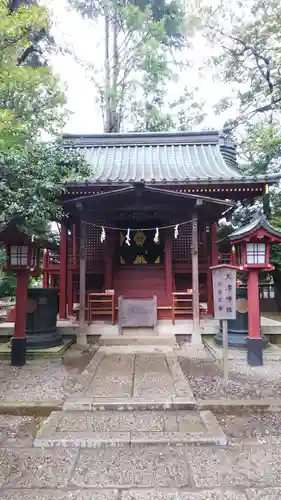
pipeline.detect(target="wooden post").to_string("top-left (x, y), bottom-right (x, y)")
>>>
top-left (104, 230), bottom-right (113, 290)
top-left (247, 270), bottom-right (263, 366)
top-left (59, 222), bottom-right (67, 319)
top-left (11, 271), bottom-right (29, 366)
top-left (222, 319), bottom-right (228, 382)
top-left (207, 226), bottom-right (214, 316)
top-left (191, 215), bottom-right (202, 344)
top-left (164, 229), bottom-right (173, 306)
top-left (50, 275), bottom-right (55, 288)
top-left (42, 249), bottom-right (49, 288)
top-left (78, 221), bottom-right (87, 345)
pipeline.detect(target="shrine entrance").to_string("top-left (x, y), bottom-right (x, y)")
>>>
top-left (118, 221), bottom-right (164, 266)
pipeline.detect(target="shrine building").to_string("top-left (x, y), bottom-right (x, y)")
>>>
top-left (42, 131), bottom-right (278, 334)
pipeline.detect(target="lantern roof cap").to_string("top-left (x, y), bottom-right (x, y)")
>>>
top-left (0, 225), bottom-right (58, 250)
top-left (229, 213), bottom-right (281, 243)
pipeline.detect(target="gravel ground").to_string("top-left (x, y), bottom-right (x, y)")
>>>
top-left (179, 357), bottom-right (281, 399)
top-left (0, 346), bottom-right (95, 403)
top-left (216, 411), bottom-right (281, 441)
top-left (0, 415), bottom-right (42, 446)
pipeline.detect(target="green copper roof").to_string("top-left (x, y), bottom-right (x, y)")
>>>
top-left (63, 131), bottom-right (279, 185)
top-left (229, 214), bottom-right (281, 242)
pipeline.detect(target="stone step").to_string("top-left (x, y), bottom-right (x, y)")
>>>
top-left (99, 335), bottom-right (176, 346)
top-left (63, 396), bottom-right (197, 411)
top-left (34, 409), bottom-right (227, 448)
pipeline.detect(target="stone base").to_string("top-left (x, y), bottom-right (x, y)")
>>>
top-left (247, 337), bottom-right (264, 366)
top-left (11, 337), bottom-right (26, 366)
top-left (0, 339), bottom-right (73, 360)
top-left (26, 330), bottom-right (63, 349)
top-left (215, 330), bottom-right (268, 349)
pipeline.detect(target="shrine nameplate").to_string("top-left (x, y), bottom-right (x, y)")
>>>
top-left (118, 296), bottom-right (157, 334)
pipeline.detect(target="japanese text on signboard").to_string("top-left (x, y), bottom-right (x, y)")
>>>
top-left (212, 267), bottom-right (237, 320)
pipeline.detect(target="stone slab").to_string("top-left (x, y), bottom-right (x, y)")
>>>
top-left (0, 448), bottom-right (77, 488)
top-left (34, 409), bottom-right (227, 447)
top-left (70, 445), bottom-right (190, 488)
top-left (63, 397), bottom-right (178, 411)
top-left (134, 353), bottom-right (175, 398)
top-left (0, 490), bottom-right (247, 500)
top-left (84, 353), bottom-right (134, 398)
top-left (246, 487), bottom-right (281, 499)
top-left (122, 491), bottom-right (247, 500)
top-left (0, 491), bottom-right (118, 500)
top-left (64, 350), bottom-right (196, 409)
top-left (184, 444), bottom-right (273, 487)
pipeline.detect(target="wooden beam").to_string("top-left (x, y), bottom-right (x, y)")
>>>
top-left (191, 215), bottom-right (202, 344)
top-left (78, 221), bottom-right (87, 345)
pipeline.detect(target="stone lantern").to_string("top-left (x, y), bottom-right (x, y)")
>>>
top-left (229, 214), bottom-right (281, 366)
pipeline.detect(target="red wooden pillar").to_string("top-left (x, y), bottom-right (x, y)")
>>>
top-left (207, 223), bottom-right (218, 317)
top-left (247, 270), bottom-right (260, 339)
top-left (164, 229), bottom-right (173, 305)
top-left (211, 223), bottom-right (218, 265)
top-left (42, 249), bottom-right (49, 288)
top-left (191, 215), bottom-right (201, 343)
top-left (59, 222), bottom-right (67, 319)
top-left (104, 230), bottom-right (113, 290)
top-left (78, 221), bottom-right (87, 345)
top-left (50, 275), bottom-right (55, 287)
top-left (203, 224), bottom-right (213, 316)
top-left (247, 269), bottom-right (263, 365)
top-left (72, 223), bottom-right (77, 267)
top-left (67, 268), bottom-right (73, 317)
top-left (207, 261), bottom-right (213, 316)
top-left (11, 270), bottom-right (29, 366)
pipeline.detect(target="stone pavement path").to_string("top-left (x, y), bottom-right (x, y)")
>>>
top-left (0, 345), bottom-right (279, 499)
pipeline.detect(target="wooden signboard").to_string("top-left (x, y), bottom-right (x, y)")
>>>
top-left (211, 264), bottom-right (237, 383)
top-left (212, 266), bottom-right (237, 320)
top-left (118, 296), bottom-right (157, 334)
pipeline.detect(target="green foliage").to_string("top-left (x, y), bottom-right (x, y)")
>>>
top-left (0, 0), bottom-right (66, 149)
top-left (0, 141), bottom-right (90, 236)
top-left (202, 0), bottom-right (281, 130)
top-left (68, 0), bottom-right (199, 132)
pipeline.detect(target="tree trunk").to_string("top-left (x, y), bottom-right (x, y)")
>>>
top-left (111, 5), bottom-right (119, 132)
top-left (104, 2), bottom-right (111, 133)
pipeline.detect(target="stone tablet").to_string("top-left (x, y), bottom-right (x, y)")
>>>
top-left (118, 296), bottom-right (157, 334)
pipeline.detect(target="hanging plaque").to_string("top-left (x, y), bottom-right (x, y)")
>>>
top-left (211, 265), bottom-right (237, 320)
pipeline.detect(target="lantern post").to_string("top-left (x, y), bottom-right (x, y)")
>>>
top-left (229, 214), bottom-right (281, 366)
top-left (6, 239), bottom-right (40, 366)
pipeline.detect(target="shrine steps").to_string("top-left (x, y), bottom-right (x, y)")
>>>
top-left (34, 408), bottom-right (227, 448)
